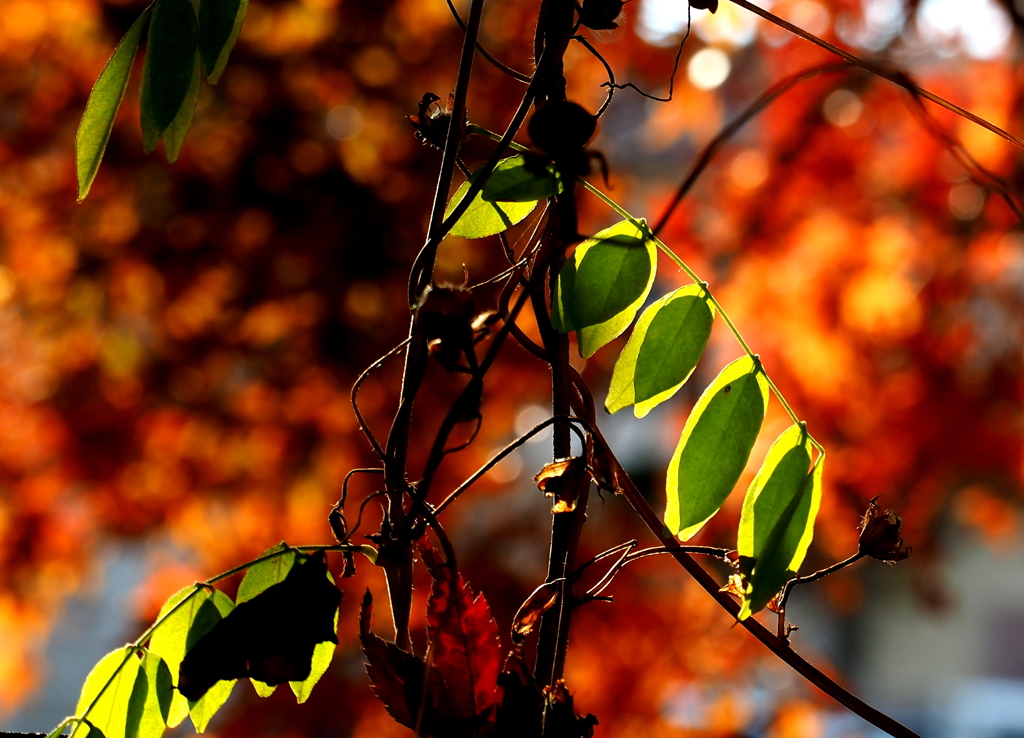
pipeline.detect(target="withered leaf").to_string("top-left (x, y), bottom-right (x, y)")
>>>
top-left (534, 457), bottom-right (592, 513)
top-left (511, 581), bottom-right (561, 645)
top-left (177, 551), bottom-right (341, 701)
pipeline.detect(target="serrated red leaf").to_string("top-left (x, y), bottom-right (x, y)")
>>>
top-left (419, 542), bottom-right (503, 724)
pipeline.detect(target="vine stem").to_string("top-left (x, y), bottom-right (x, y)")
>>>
top-left (579, 421), bottom-right (920, 738)
top-left (726, 0), bottom-right (1024, 150)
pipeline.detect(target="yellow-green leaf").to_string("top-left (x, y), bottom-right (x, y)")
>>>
top-left (125, 651), bottom-right (172, 738)
top-left (738, 445), bottom-right (824, 620)
top-left (146, 585), bottom-right (208, 728)
top-left (665, 356), bottom-right (768, 540)
top-left (75, 8), bottom-right (152, 201)
top-left (480, 154), bottom-right (561, 202)
top-left (445, 161), bottom-right (538, 238)
top-left (606, 284), bottom-right (715, 417)
top-left (71, 647), bottom-right (142, 738)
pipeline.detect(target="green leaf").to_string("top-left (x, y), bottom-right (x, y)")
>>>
top-left (606, 284), bottom-right (715, 417)
top-left (665, 355), bottom-right (769, 540)
top-left (480, 154), bottom-right (561, 202)
top-left (71, 647), bottom-right (142, 738)
top-left (125, 652), bottom-right (173, 738)
top-left (75, 7), bottom-right (152, 201)
top-left (198, 0), bottom-right (248, 83)
top-left (445, 160), bottom-right (538, 238)
top-left (140, 0), bottom-right (200, 156)
top-left (551, 219), bottom-right (657, 358)
top-left (185, 591), bottom-right (236, 732)
top-left (738, 446), bottom-right (824, 620)
top-left (146, 585), bottom-right (208, 728)
top-left (237, 543), bottom-right (296, 697)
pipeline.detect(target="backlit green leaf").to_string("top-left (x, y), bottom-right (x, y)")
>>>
top-left (146, 585), bottom-right (208, 728)
top-left (198, 0), bottom-right (248, 83)
top-left (606, 284), bottom-right (715, 417)
top-left (125, 651), bottom-right (172, 738)
top-left (551, 219), bottom-right (657, 358)
top-left (140, 0), bottom-right (200, 156)
top-left (185, 591), bottom-right (236, 732)
top-left (76, 7), bottom-right (152, 201)
top-left (481, 154), bottom-right (561, 202)
top-left (237, 543), bottom-right (296, 697)
top-left (665, 356), bottom-right (768, 540)
top-left (445, 162), bottom-right (538, 238)
top-left (738, 444), bottom-right (823, 620)
top-left (71, 647), bottom-right (142, 738)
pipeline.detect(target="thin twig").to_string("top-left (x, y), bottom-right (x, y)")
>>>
top-left (444, 0), bottom-right (531, 83)
top-left (727, 0), bottom-right (1024, 149)
top-left (351, 338), bottom-right (411, 459)
top-left (434, 415), bottom-right (588, 515)
top-left (652, 62), bottom-right (854, 236)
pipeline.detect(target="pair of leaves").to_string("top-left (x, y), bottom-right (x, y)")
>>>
top-left (551, 219), bottom-right (657, 358)
top-left (72, 545), bottom-right (339, 738)
top-left (70, 649), bottom-right (172, 738)
top-left (177, 550), bottom-right (341, 702)
top-left (662, 356), bottom-right (823, 616)
top-left (444, 155), bottom-right (560, 239)
top-left (737, 429), bottom-right (823, 619)
top-left (76, 0), bottom-right (248, 199)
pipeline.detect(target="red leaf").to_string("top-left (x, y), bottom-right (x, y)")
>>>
top-left (359, 589), bottom-right (431, 729)
top-left (419, 542), bottom-right (503, 723)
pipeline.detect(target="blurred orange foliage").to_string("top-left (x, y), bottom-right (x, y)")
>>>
top-left (2, 0), bottom-right (1024, 735)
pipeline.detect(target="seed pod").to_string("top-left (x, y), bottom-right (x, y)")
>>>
top-left (579, 0), bottom-right (625, 30)
top-left (858, 497), bottom-right (910, 562)
top-left (528, 101), bottom-right (597, 161)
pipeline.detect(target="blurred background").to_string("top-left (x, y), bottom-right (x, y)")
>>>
top-left (2, 0), bottom-right (1024, 736)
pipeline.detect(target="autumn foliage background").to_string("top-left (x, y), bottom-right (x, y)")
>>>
top-left (2, 0), bottom-right (1024, 735)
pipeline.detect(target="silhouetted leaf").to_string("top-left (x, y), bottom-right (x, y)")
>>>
top-left (606, 284), bottom-right (715, 417)
top-left (198, 0), bottom-right (248, 83)
top-left (177, 552), bottom-right (341, 703)
top-left (236, 543), bottom-right (296, 697)
top-left (736, 424), bottom-right (815, 618)
top-left (481, 155), bottom-right (560, 202)
top-left (71, 648), bottom-right (141, 738)
top-left (551, 219), bottom-right (657, 357)
top-left (665, 356), bottom-right (769, 540)
top-left (76, 7), bottom-right (152, 201)
top-left (445, 160), bottom-right (538, 238)
top-left (140, 0), bottom-right (200, 157)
